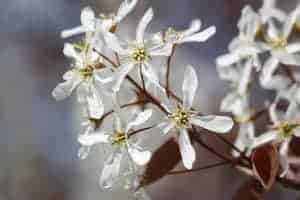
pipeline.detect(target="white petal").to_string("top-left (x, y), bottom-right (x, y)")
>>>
top-left (149, 43), bottom-right (173, 56)
top-left (279, 140), bottom-right (290, 177)
top-left (238, 59), bottom-right (253, 94)
top-left (78, 146), bottom-right (91, 160)
top-left (279, 53), bottom-right (300, 66)
top-left (136, 8), bottom-right (154, 44)
top-left (182, 66), bottom-right (198, 109)
top-left (94, 68), bottom-right (114, 84)
top-left (141, 64), bottom-right (165, 92)
top-left (80, 7), bottom-right (95, 31)
top-left (191, 115), bottom-right (234, 133)
top-left (100, 151), bottom-right (123, 189)
top-left (260, 57), bottom-right (279, 83)
top-left (157, 120), bottom-right (175, 135)
top-left (128, 144), bottom-right (151, 166)
top-left (78, 132), bottom-right (109, 146)
top-left (232, 122), bottom-right (255, 157)
top-left (181, 19), bottom-right (202, 38)
top-left (216, 53), bottom-right (241, 67)
top-left (125, 109), bottom-right (152, 132)
top-left (112, 63), bottom-right (135, 92)
top-left (180, 26), bottom-right (216, 43)
top-left (63, 43), bottom-right (80, 60)
top-left (178, 129), bottom-right (196, 169)
top-left (87, 85), bottom-right (104, 119)
top-left (249, 131), bottom-right (278, 149)
top-left (103, 32), bottom-right (129, 55)
top-left (286, 43), bottom-right (300, 54)
top-left (52, 78), bottom-right (81, 101)
top-left (116, 0), bottom-right (138, 23)
top-left (63, 70), bottom-right (76, 80)
top-left (61, 26), bottom-right (85, 38)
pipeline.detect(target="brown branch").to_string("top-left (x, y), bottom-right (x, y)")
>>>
top-left (166, 45), bottom-right (176, 97)
top-left (167, 161), bottom-right (230, 175)
top-left (93, 100), bottom-right (149, 128)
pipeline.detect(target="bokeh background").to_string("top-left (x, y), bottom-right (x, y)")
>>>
top-left (0, 0), bottom-right (299, 199)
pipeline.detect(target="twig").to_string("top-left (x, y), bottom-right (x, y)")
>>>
top-left (166, 45), bottom-right (176, 97)
top-left (168, 161), bottom-right (230, 175)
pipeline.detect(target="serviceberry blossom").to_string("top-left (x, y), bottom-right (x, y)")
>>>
top-left (61, 0), bottom-right (138, 38)
top-left (250, 101), bottom-right (300, 177)
top-left (52, 38), bottom-right (114, 119)
top-left (103, 8), bottom-right (173, 92)
top-left (158, 66), bottom-right (234, 169)
top-left (153, 19), bottom-right (216, 45)
top-left (78, 109), bottom-right (152, 189)
top-left (52, 0), bottom-right (246, 197)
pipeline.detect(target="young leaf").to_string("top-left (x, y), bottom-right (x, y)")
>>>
top-left (232, 179), bottom-right (264, 200)
top-left (138, 139), bottom-right (181, 188)
top-left (251, 144), bottom-right (279, 190)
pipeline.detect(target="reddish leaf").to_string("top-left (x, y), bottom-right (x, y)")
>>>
top-left (232, 179), bottom-right (264, 200)
top-left (251, 144), bottom-right (279, 190)
top-left (138, 139), bottom-right (181, 188)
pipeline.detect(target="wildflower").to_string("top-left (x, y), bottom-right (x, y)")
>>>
top-left (61, 0), bottom-right (138, 38)
top-left (78, 109), bottom-right (152, 189)
top-left (153, 19), bottom-right (216, 45)
top-left (157, 66), bottom-right (234, 169)
top-left (52, 39), bottom-right (114, 119)
top-left (103, 8), bottom-right (173, 92)
top-left (250, 100), bottom-right (300, 177)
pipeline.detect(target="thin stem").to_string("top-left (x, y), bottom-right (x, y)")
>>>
top-left (139, 64), bottom-right (146, 92)
top-left (166, 45), bottom-right (176, 97)
top-left (93, 100), bottom-right (149, 128)
top-left (249, 108), bottom-right (268, 121)
top-left (167, 161), bottom-right (230, 175)
top-left (129, 125), bottom-right (156, 137)
top-left (212, 133), bottom-right (251, 163)
top-left (190, 127), bottom-right (235, 163)
top-left (97, 50), bottom-right (169, 114)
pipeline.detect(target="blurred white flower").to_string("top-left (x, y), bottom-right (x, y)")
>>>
top-left (61, 0), bottom-right (138, 38)
top-left (216, 6), bottom-right (264, 68)
top-left (250, 100), bottom-right (300, 177)
top-left (259, 0), bottom-right (287, 23)
top-left (157, 66), bottom-right (234, 169)
top-left (78, 109), bottom-right (152, 189)
top-left (153, 19), bottom-right (216, 45)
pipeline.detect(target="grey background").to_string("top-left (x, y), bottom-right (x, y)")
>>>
top-left (0, 0), bottom-right (298, 199)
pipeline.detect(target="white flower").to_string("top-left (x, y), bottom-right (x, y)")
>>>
top-left (259, 20), bottom-right (300, 90)
top-left (61, 0), bottom-right (138, 38)
top-left (153, 19), bottom-right (216, 45)
top-left (259, 0), bottom-right (287, 23)
top-left (216, 6), bottom-right (265, 68)
top-left (78, 109), bottom-right (152, 189)
top-left (250, 100), bottom-right (300, 177)
top-left (157, 66), bottom-right (234, 169)
top-left (233, 121), bottom-right (255, 158)
top-left (52, 40), bottom-right (114, 119)
top-left (104, 8), bottom-right (173, 92)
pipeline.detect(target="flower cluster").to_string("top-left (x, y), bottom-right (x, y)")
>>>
top-left (52, 0), bottom-right (234, 197)
top-left (217, 0), bottom-right (300, 177)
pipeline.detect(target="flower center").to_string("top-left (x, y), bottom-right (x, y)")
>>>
top-left (278, 122), bottom-right (299, 139)
top-left (165, 28), bottom-right (181, 43)
top-left (111, 131), bottom-right (127, 146)
top-left (79, 65), bottom-right (94, 79)
top-left (132, 48), bottom-right (150, 63)
top-left (169, 107), bottom-right (191, 128)
top-left (270, 37), bottom-right (287, 49)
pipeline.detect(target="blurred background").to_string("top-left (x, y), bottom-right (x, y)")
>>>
top-left (0, 0), bottom-right (299, 199)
